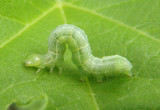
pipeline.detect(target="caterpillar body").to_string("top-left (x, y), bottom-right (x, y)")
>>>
top-left (25, 24), bottom-right (132, 82)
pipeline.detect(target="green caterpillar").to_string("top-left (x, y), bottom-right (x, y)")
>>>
top-left (25, 24), bottom-right (132, 82)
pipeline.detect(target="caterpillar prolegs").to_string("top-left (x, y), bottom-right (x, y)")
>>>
top-left (25, 24), bottom-right (133, 82)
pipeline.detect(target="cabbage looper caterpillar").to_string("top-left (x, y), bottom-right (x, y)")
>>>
top-left (25, 24), bottom-right (132, 82)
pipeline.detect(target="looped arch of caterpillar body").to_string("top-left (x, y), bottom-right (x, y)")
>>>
top-left (25, 24), bottom-right (133, 82)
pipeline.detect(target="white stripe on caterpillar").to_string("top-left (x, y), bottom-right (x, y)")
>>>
top-left (25, 24), bottom-right (133, 82)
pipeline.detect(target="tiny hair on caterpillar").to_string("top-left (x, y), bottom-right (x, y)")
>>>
top-left (25, 24), bottom-right (133, 82)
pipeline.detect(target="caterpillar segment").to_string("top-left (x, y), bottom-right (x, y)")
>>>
top-left (25, 24), bottom-right (132, 82)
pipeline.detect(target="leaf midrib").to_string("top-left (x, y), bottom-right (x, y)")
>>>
top-left (59, 1), bottom-right (100, 109)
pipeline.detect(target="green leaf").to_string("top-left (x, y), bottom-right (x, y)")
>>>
top-left (0, 0), bottom-right (160, 110)
top-left (8, 94), bottom-right (48, 110)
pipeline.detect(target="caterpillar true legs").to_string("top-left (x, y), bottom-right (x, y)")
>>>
top-left (25, 24), bottom-right (133, 82)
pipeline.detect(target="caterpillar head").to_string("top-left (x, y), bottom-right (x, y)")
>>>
top-left (25, 54), bottom-right (42, 67)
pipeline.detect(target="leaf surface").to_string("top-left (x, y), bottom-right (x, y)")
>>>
top-left (0, 0), bottom-right (160, 109)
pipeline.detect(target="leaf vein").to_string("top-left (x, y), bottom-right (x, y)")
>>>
top-left (0, 3), bottom-right (58, 50)
top-left (0, 14), bottom-right (26, 25)
top-left (95, 0), bottom-right (139, 11)
top-left (86, 78), bottom-right (99, 110)
top-left (63, 2), bottom-right (160, 43)
top-left (0, 80), bottom-right (35, 95)
top-left (58, 0), bottom-right (67, 23)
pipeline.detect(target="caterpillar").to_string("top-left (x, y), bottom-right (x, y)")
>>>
top-left (25, 24), bottom-right (133, 82)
